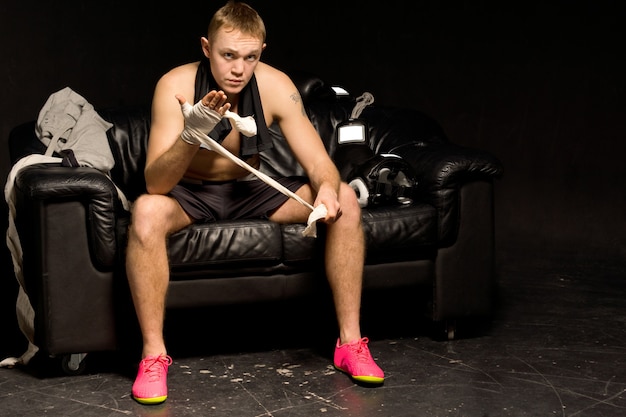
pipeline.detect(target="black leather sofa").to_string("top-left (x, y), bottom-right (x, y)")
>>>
top-left (8, 72), bottom-right (503, 373)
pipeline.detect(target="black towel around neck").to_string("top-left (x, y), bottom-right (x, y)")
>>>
top-left (194, 57), bottom-right (273, 158)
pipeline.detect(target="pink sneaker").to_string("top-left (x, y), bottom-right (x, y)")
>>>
top-left (334, 337), bottom-right (384, 384)
top-left (132, 354), bottom-right (173, 404)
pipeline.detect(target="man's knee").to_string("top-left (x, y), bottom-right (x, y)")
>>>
top-left (338, 183), bottom-right (362, 224)
top-left (129, 194), bottom-right (186, 239)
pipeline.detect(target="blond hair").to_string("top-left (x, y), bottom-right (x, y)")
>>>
top-left (207, 1), bottom-right (266, 43)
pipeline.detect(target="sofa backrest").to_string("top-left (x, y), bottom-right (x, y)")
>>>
top-left (9, 72), bottom-right (448, 203)
top-left (98, 105), bottom-right (151, 202)
top-left (259, 73), bottom-right (449, 180)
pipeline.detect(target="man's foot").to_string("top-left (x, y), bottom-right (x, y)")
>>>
top-left (333, 337), bottom-right (384, 384)
top-left (132, 354), bottom-right (173, 404)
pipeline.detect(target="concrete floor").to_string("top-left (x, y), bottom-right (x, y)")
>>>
top-left (1, 250), bottom-right (624, 416)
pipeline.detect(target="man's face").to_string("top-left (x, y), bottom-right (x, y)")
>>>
top-left (202, 27), bottom-right (265, 96)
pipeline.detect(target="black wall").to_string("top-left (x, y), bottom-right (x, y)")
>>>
top-left (1, 1), bottom-right (624, 353)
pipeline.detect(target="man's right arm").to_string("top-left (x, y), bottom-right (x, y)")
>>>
top-left (144, 70), bottom-right (199, 195)
top-left (143, 67), bottom-right (229, 195)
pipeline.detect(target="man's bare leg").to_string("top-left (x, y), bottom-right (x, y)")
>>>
top-left (324, 183), bottom-right (365, 345)
top-left (269, 183), bottom-right (365, 343)
top-left (325, 184), bottom-right (383, 384)
top-left (126, 194), bottom-right (193, 358)
top-left (127, 193), bottom-right (193, 404)
top-left (269, 183), bottom-right (382, 382)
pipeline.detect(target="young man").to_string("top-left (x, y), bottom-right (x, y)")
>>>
top-left (127, 1), bottom-right (384, 405)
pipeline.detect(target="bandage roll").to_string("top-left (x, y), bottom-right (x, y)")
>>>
top-left (349, 178), bottom-right (369, 208)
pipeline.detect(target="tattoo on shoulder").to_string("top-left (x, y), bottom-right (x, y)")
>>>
top-left (290, 91), bottom-right (301, 104)
top-left (290, 91), bottom-right (307, 116)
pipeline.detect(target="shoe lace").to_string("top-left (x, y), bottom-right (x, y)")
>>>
top-left (352, 338), bottom-right (371, 363)
top-left (141, 355), bottom-right (172, 382)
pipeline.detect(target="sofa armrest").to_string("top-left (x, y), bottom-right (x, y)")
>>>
top-left (14, 163), bottom-right (125, 269)
top-left (388, 142), bottom-right (503, 246)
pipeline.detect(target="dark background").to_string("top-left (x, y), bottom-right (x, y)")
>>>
top-left (1, 1), bottom-right (624, 356)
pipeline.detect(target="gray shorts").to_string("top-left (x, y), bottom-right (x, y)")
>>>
top-left (169, 176), bottom-right (308, 222)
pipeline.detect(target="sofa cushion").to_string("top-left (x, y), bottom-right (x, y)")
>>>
top-left (281, 203), bottom-right (439, 266)
top-left (281, 223), bottom-right (322, 265)
top-left (167, 219), bottom-right (283, 275)
top-left (164, 200), bottom-right (438, 276)
top-left (362, 203), bottom-right (438, 263)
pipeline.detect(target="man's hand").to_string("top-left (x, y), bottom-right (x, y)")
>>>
top-left (314, 184), bottom-right (342, 223)
top-left (176, 91), bottom-right (231, 146)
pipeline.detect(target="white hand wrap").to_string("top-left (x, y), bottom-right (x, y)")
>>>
top-left (179, 101), bottom-right (223, 146)
top-left (224, 110), bottom-right (257, 137)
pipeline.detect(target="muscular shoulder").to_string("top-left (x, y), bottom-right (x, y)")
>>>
top-left (154, 62), bottom-right (199, 104)
top-left (254, 63), bottom-right (301, 122)
top-left (254, 62), bottom-right (292, 87)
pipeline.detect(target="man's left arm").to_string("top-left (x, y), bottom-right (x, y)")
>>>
top-left (274, 80), bottom-right (342, 219)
